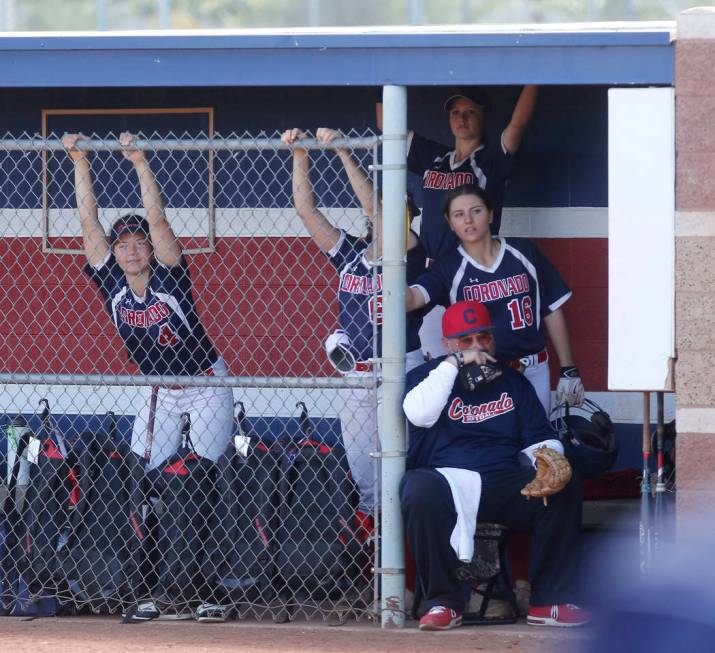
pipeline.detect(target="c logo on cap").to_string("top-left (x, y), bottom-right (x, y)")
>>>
top-left (463, 307), bottom-right (478, 324)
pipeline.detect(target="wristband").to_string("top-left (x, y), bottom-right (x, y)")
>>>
top-left (451, 352), bottom-right (465, 368)
top-left (559, 366), bottom-right (580, 378)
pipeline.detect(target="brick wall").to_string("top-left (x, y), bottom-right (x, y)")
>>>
top-left (675, 7), bottom-right (715, 524)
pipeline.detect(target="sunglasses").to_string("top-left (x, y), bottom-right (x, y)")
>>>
top-left (454, 331), bottom-right (493, 350)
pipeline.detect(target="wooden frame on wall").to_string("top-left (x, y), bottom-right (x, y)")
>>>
top-left (41, 107), bottom-right (216, 255)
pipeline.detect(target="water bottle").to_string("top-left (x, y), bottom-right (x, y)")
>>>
top-left (5, 415), bottom-right (32, 486)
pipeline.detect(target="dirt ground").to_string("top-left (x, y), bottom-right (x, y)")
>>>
top-left (0, 615), bottom-right (591, 653)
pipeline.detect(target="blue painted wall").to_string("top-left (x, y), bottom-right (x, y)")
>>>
top-left (0, 84), bottom-right (609, 209)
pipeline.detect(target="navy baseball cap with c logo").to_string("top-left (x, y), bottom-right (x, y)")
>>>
top-left (442, 300), bottom-right (492, 338)
top-left (110, 214), bottom-right (150, 245)
top-left (443, 87), bottom-right (491, 112)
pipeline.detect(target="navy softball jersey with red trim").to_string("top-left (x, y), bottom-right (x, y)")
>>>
top-left (407, 131), bottom-right (513, 258)
top-left (327, 230), bottom-right (426, 361)
top-left (85, 254), bottom-right (217, 376)
top-left (411, 237), bottom-right (571, 361)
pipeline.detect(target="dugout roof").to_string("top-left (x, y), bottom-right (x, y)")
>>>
top-left (0, 22), bottom-right (674, 88)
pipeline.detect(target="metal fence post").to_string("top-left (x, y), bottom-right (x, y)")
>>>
top-left (379, 84), bottom-right (407, 629)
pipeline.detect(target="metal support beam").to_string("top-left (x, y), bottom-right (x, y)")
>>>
top-left (379, 84), bottom-right (407, 629)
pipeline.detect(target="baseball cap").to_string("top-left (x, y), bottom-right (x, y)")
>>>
top-left (110, 215), bottom-right (150, 245)
top-left (442, 300), bottom-right (492, 338)
top-left (443, 87), bottom-right (490, 112)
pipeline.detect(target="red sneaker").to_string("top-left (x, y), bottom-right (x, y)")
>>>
top-left (527, 603), bottom-right (591, 627)
top-left (419, 605), bottom-right (462, 631)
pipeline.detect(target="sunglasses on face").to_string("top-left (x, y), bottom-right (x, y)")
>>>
top-left (454, 331), bottom-right (493, 350)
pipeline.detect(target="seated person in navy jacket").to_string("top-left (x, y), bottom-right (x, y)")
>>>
top-left (400, 299), bottom-right (588, 631)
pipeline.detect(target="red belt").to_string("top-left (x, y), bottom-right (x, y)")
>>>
top-left (355, 361), bottom-right (374, 372)
top-left (505, 349), bottom-right (548, 371)
top-left (159, 365), bottom-right (216, 391)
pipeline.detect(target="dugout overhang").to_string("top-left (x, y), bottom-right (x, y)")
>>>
top-left (0, 22), bottom-right (674, 88)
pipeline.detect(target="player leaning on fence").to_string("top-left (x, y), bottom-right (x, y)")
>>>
top-left (405, 184), bottom-right (584, 415)
top-left (282, 127), bottom-right (426, 519)
top-left (62, 132), bottom-right (233, 469)
top-left (401, 300), bottom-right (589, 631)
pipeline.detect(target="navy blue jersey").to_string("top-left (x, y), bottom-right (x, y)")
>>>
top-left (405, 358), bottom-right (555, 473)
top-left (412, 237), bottom-right (571, 361)
top-left (327, 231), bottom-right (426, 360)
top-left (85, 254), bottom-right (218, 376)
top-left (407, 131), bottom-right (513, 258)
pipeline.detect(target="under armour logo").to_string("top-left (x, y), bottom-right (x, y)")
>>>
top-left (468, 277), bottom-right (479, 283)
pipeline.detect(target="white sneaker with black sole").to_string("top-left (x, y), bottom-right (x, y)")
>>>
top-left (123, 600), bottom-right (193, 622)
top-left (195, 603), bottom-right (228, 623)
top-left (158, 608), bottom-right (194, 621)
top-left (123, 600), bottom-right (161, 623)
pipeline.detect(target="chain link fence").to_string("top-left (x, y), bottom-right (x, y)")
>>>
top-left (0, 130), bottom-right (386, 623)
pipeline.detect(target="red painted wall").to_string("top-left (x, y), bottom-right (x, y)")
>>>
top-left (0, 236), bottom-right (608, 389)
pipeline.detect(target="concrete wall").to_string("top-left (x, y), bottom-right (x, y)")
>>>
top-left (675, 7), bottom-right (715, 523)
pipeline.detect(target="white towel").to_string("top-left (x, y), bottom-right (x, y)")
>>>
top-left (436, 467), bottom-right (482, 563)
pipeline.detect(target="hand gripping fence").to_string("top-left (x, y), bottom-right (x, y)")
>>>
top-left (0, 131), bottom-right (390, 622)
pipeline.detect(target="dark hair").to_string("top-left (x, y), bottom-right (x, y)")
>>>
top-left (442, 184), bottom-right (494, 220)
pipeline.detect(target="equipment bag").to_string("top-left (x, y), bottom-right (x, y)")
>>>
top-left (149, 413), bottom-right (215, 609)
top-left (1, 419), bottom-right (30, 615)
top-left (10, 440), bottom-right (70, 617)
top-left (56, 429), bottom-right (145, 613)
top-left (201, 403), bottom-right (278, 607)
top-left (272, 403), bottom-right (365, 602)
top-left (1, 405), bottom-right (70, 617)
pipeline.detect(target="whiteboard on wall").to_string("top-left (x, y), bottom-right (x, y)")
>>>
top-left (608, 87), bottom-right (675, 391)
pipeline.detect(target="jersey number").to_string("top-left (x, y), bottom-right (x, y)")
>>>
top-left (158, 323), bottom-right (180, 347)
top-left (507, 296), bottom-right (534, 330)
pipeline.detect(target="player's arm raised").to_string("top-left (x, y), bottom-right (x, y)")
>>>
top-left (316, 127), bottom-right (386, 253)
top-left (502, 85), bottom-right (539, 155)
top-left (282, 128), bottom-right (340, 253)
top-left (317, 128), bottom-right (375, 220)
top-left (317, 126), bottom-right (419, 253)
top-left (120, 131), bottom-right (182, 267)
top-left (63, 133), bottom-right (109, 268)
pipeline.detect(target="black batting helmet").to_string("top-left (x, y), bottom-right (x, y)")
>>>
top-left (552, 399), bottom-right (618, 479)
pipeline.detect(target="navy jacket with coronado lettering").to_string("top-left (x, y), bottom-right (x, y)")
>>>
top-left (404, 357), bottom-right (555, 473)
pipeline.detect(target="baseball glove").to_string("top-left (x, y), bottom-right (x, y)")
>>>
top-left (520, 446), bottom-right (572, 506)
top-left (459, 362), bottom-right (503, 392)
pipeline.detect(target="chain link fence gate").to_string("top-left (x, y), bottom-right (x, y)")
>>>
top-left (0, 130), bottom-right (387, 623)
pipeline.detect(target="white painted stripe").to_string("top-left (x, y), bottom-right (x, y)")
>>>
top-left (0, 384), bottom-right (340, 421)
top-left (677, 7), bottom-right (715, 40)
top-left (0, 383), bottom-right (674, 426)
top-left (499, 207), bottom-right (607, 238)
top-left (675, 407), bottom-right (715, 434)
top-left (4, 206), bottom-right (608, 240)
top-left (675, 211), bottom-right (715, 237)
top-left (584, 391), bottom-right (676, 425)
top-left (10, 21), bottom-right (673, 39)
